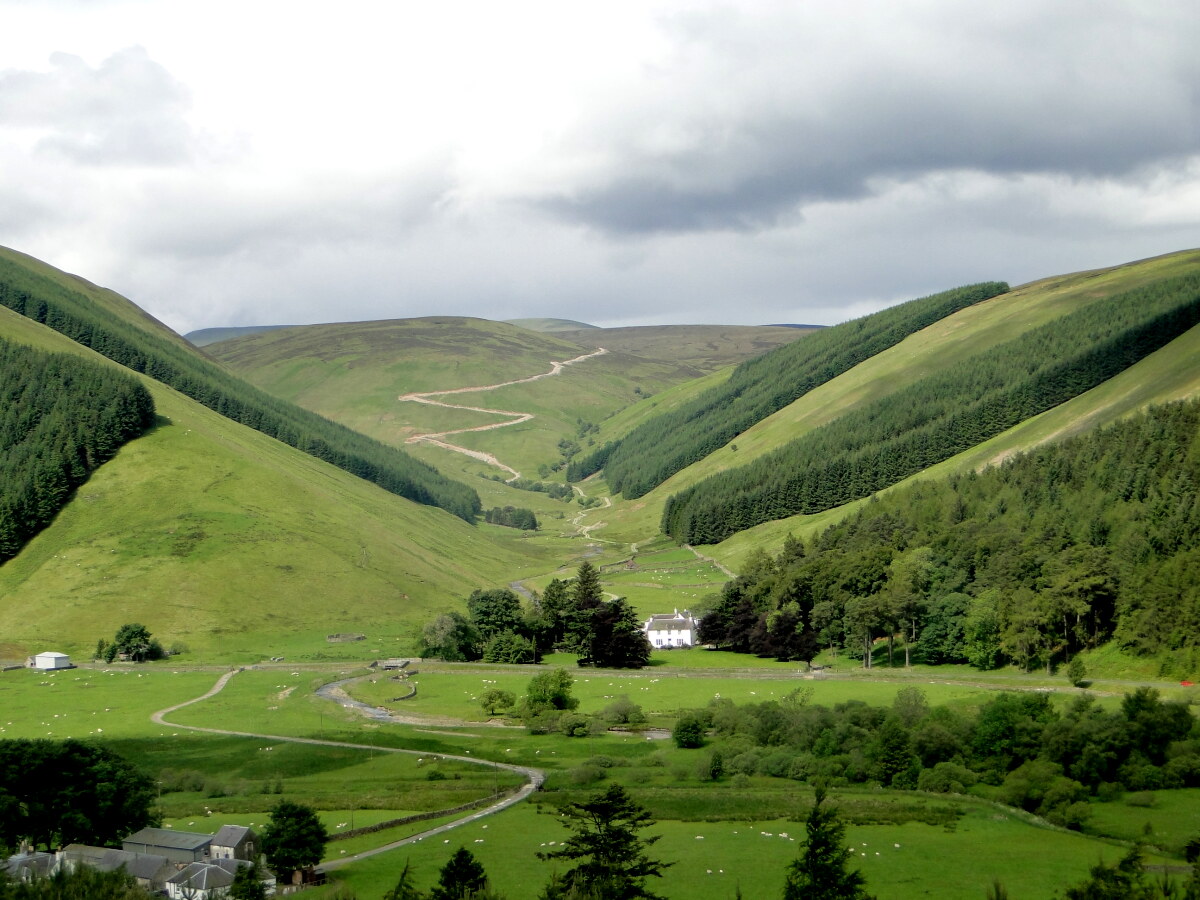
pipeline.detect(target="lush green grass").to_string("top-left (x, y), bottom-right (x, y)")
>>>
top-left (319, 794), bottom-right (1180, 900)
top-left (5, 660), bottom-right (1196, 900)
top-left (0, 306), bottom-right (555, 662)
top-left (1084, 788), bottom-right (1200, 855)
top-left (206, 318), bottom-right (708, 482)
top-left (0, 666), bottom-right (215, 739)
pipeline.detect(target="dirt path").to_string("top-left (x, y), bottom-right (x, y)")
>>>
top-left (150, 669), bottom-right (544, 872)
top-left (399, 348), bottom-right (608, 481)
top-left (685, 543), bottom-right (735, 578)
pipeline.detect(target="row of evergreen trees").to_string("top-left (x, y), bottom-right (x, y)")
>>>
top-left (664, 272), bottom-right (1200, 544)
top-left (0, 262), bottom-right (480, 521)
top-left (0, 338), bottom-right (155, 562)
top-left (697, 398), bottom-right (1200, 673)
top-left (570, 282), bottom-right (1009, 496)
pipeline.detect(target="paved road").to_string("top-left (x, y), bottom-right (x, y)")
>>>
top-left (150, 669), bottom-right (545, 871)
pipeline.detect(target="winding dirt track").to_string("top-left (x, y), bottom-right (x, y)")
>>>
top-left (150, 669), bottom-right (544, 872)
top-left (398, 348), bottom-right (608, 481)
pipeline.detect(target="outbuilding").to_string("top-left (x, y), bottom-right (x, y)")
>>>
top-left (31, 652), bottom-right (72, 671)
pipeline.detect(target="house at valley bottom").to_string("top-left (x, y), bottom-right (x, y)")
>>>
top-left (643, 609), bottom-right (699, 648)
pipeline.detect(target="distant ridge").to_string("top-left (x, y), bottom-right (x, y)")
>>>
top-left (185, 324), bottom-right (295, 346)
top-left (505, 317), bottom-right (598, 332)
top-left (765, 323), bottom-right (826, 329)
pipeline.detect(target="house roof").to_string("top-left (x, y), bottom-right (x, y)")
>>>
top-left (123, 827), bottom-right (212, 851)
top-left (645, 611), bottom-right (697, 627)
top-left (97, 849), bottom-right (169, 880)
top-left (35, 651), bottom-right (69, 659)
top-left (212, 825), bottom-right (253, 848)
top-left (60, 844), bottom-right (109, 864)
top-left (168, 862), bottom-right (235, 890)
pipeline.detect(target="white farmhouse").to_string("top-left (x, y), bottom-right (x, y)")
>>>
top-left (30, 652), bottom-right (72, 671)
top-left (643, 609), bottom-right (699, 649)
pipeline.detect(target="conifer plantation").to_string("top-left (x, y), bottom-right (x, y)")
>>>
top-left (0, 259), bottom-right (481, 522)
top-left (0, 337), bottom-right (155, 562)
top-left (572, 282), bottom-right (1009, 496)
top-left (664, 272), bottom-right (1200, 543)
top-left (699, 398), bottom-right (1200, 672)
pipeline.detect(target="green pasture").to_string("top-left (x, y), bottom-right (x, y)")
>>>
top-left (343, 662), bottom-right (1015, 725)
top-left (158, 808), bottom-right (465, 862)
top-left (1084, 788), bottom-right (1200, 855)
top-left (319, 795), bottom-right (1181, 900)
top-left (0, 666), bottom-right (216, 740)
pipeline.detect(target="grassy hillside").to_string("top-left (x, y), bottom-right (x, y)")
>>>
top-left (0, 307), bottom-right (550, 662)
top-left (0, 249), bottom-right (482, 521)
top-left (185, 324), bottom-right (295, 346)
top-left (204, 317), bottom-right (722, 484)
top-left (554, 323), bottom-right (816, 371)
top-left (505, 317), bottom-right (598, 332)
top-left (598, 249), bottom-right (1200, 546)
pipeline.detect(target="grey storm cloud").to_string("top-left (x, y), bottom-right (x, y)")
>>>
top-left (535, 2), bottom-right (1200, 233)
top-left (0, 46), bottom-right (194, 166)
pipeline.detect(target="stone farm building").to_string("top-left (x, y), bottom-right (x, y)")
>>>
top-left (643, 609), bottom-right (699, 649)
top-left (7, 824), bottom-right (274, 898)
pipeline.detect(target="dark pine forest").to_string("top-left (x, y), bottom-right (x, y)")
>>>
top-left (571, 281), bottom-right (1010, 496)
top-left (664, 272), bottom-right (1200, 544)
top-left (0, 337), bottom-right (155, 562)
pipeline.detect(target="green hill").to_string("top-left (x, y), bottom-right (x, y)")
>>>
top-left (0, 305), bottom-right (548, 662)
top-left (184, 324), bottom-right (296, 346)
top-left (598, 249), bottom-right (1200, 547)
top-left (0, 248), bottom-right (480, 521)
top-left (555, 323), bottom-right (815, 372)
top-left (504, 317), bottom-right (598, 332)
top-left (577, 283), bottom-right (1009, 494)
top-left (202, 317), bottom-right (743, 500)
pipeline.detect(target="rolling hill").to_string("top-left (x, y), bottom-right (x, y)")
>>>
top-left (0, 258), bottom-right (560, 662)
top-left (200, 317), bottom-right (805, 500)
top-left (596, 249), bottom-right (1200, 553)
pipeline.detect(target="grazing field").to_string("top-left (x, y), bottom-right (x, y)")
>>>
top-left (3, 659), bottom-right (1197, 899)
top-left (319, 796), bottom-right (1179, 900)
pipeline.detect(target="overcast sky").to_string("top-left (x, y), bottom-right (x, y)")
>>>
top-left (2, 1), bottom-right (1199, 335)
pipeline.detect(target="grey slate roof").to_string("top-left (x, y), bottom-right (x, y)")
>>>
top-left (123, 827), bottom-right (212, 851)
top-left (211, 824), bottom-right (252, 848)
top-left (168, 862), bottom-right (236, 891)
top-left (97, 849), bottom-right (169, 880)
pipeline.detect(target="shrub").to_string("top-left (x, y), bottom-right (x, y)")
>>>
top-left (673, 711), bottom-right (707, 749)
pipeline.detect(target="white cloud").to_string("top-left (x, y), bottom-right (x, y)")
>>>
top-left (0, 0), bottom-right (1198, 335)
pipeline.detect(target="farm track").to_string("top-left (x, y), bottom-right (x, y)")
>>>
top-left (398, 348), bottom-right (608, 480)
top-left (150, 668), bottom-right (544, 872)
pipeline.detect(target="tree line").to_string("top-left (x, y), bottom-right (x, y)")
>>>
top-left (664, 271), bottom-right (1200, 544)
top-left (484, 506), bottom-right (539, 530)
top-left (673, 685), bottom-right (1198, 834)
top-left (695, 398), bottom-right (1200, 675)
top-left (0, 262), bottom-right (480, 522)
top-left (0, 337), bottom-right (155, 562)
top-left (420, 563), bottom-right (650, 669)
top-left (570, 282), bottom-right (1009, 496)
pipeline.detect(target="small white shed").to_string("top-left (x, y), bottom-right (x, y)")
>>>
top-left (32, 652), bottom-right (72, 670)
